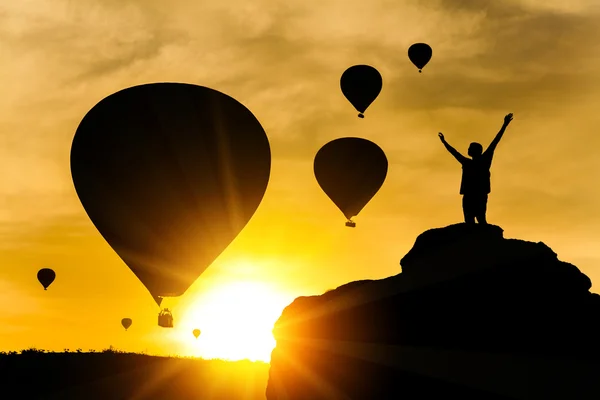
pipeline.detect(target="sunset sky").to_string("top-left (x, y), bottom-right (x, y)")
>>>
top-left (1, 0), bottom-right (600, 362)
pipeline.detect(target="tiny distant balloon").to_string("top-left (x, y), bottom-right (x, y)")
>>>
top-left (37, 268), bottom-right (55, 290)
top-left (193, 329), bottom-right (201, 339)
top-left (408, 43), bottom-right (432, 73)
top-left (340, 65), bottom-right (382, 118)
top-left (314, 138), bottom-right (388, 227)
top-left (121, 318), bottom-right (132, 331)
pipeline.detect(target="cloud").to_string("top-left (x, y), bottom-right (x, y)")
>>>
top-left (1, 0), bottom-right (600, 258)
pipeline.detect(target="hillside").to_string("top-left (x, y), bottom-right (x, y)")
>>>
top-left (0, 348), bottom-right (269, 399)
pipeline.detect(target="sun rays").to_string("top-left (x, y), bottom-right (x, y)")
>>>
top-left (180, 279), bottom-right (293, 362)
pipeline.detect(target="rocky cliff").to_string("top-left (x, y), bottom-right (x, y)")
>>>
top-left (266, 223), bottom-right (600, 399)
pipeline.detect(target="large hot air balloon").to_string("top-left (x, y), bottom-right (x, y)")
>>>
top-left (37, 268), bottom-right (55, 290)
top-left (314, 138), bottom-right (388, 227)
top-left (408, 43), bottom-right (432, 73)
top-left (121, 318), bottom-right (132, 331)
top-left (340, 65), bottom-right (382, 118)
top-left (71, 83), bottom-right (271, 309)
top-left (193, 329), bottom-right (201, 339)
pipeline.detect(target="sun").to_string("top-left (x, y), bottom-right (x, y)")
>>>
top-left (181, 280), bottom-right (293, 362)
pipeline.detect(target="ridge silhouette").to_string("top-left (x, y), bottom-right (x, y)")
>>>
top-left (439, 113), bottom-right (514, 225)
top-left (0, 349), bottom-right (269, 399)
top-left (267, 223), bottom-right (600, 400)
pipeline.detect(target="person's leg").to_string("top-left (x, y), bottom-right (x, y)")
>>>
top-left (475, 194), bottom-right (488, 224)
top-left (462, 195), bottom-right (475, 224)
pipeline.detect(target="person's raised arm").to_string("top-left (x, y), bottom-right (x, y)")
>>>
top-left (485, 113), bottom-right (513, 155)
top-left (438, 132), bottom-right (468, 164)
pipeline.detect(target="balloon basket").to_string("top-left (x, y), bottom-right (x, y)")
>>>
top-left (358, 113), bottom-right (364, 118)
top-left (158, 308), bottom-right (174, 328)
top-left (345, 221), bottom-right (356, 228)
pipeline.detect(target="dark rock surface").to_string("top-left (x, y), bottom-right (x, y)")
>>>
top-left (267, 223), bottom-right (600, 399)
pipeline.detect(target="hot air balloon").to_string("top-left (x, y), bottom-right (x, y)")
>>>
top-left (193, 329), bottom-right (201, 339)
top-left (70, 83), bottom-right (271, 313)
top-left (121, 318), bottom-right (132, 331)
top-left (408, 43), bottom-right (432, 73)
top-left (37, 268), bottom-right (55, 290)
top-left (340, 65), bottom-right (382, 118)
top-left (314, 138), bottom-right (388, 227)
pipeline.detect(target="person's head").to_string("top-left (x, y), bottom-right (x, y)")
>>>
top-left (468, 142), bottom-right (483, 158)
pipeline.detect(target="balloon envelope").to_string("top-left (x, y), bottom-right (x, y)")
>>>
top-left (121, 318), bottom-right (132, 331)
top-left (408, 43), bottom-right (432, 71)
top-left (71, 83), bottom-right (271, 306)
top-left (37, 268), bottom-right (55, 290)
top-left (193, 329), bottom-right (201, 339)
top-left (340, 65), bottom-right (382, 117)
top-left (314, 138), bottom-right (388, 221)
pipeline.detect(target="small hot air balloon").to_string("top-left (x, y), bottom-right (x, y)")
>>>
top-left (70, 83), bottom-right (271, 309)
top-left (314, 138), bottom-right (388, 227)
top-left (340, 65), bottom-right (383, 118)
top-left (408, 43), bottom-right (432, 73)
top-left (37, 268), bottom-right (55, 290)
top-left (121, 318), bottom-right (132, 331)
top-left (193, 329), bottom-right (201, 339)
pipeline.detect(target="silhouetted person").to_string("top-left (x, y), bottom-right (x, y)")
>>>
top-left (438, 113), bottom-right (513, 224)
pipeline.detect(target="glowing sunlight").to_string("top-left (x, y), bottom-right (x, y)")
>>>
top-left (182, 280), bottom-right (292, 362)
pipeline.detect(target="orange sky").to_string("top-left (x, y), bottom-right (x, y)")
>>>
top-left (1, 0), bottom-right (600, 361)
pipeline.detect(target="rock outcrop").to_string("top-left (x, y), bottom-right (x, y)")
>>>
top-left (267, 223), bottom-right (600, 399)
